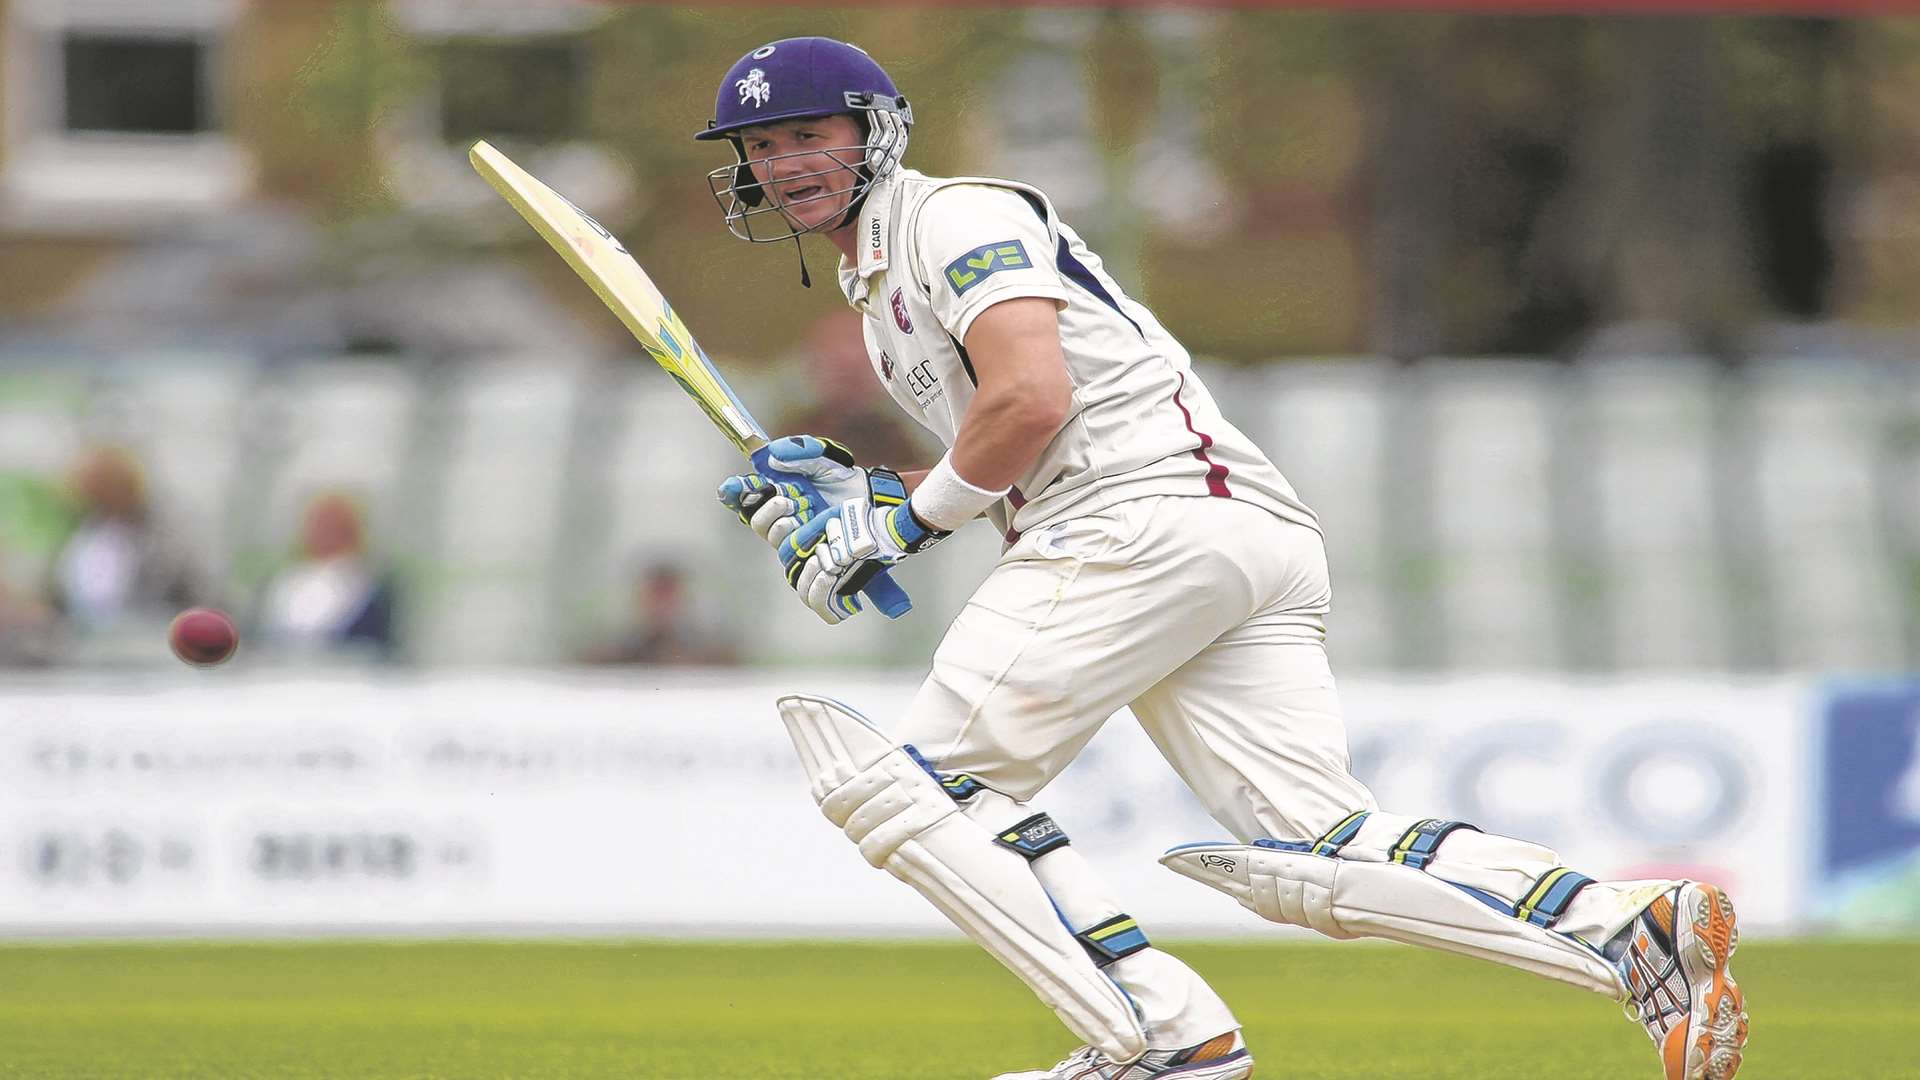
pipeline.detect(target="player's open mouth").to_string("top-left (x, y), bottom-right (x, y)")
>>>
top-left (782, 183), bottom-right (825, 203)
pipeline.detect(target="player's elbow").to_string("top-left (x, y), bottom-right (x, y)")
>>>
top-left (1033, 380), bottom-right (1073, 435)
top-left (1008, 373), bottom-right (1072, 437)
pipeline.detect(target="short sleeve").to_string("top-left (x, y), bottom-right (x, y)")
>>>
top-left (912, 185), bottom-right (1071, 344)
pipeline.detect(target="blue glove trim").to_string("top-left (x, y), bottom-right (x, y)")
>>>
top-left (780, 512), bottom-right (832, 589)
top-left (768, 434), bottom-right (857, 469)
top-left (868, 467), bottom-right (909, 507)
top-left (885, 499), bottom-right (946, 555)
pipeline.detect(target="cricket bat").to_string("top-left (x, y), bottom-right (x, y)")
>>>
top-left (468, 140), bottom-right (911, 619)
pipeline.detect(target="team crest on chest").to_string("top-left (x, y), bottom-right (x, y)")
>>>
top-left (890, 288), bottom-right (914, 334)
top-left (736, 68), bottom-right (773, 107)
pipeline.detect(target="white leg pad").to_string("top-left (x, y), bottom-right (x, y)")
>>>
top-left (1161, 843), bottom-right (1625, 998)
top-left (779, 694), bottom-right (1148, 1063)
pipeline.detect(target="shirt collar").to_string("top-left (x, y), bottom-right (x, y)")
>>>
top-left (837, 170), bottom-right (908, 304)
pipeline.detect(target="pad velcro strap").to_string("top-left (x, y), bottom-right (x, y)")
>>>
top-left (1076, 913), bottom-right (1151, 967)
top-left (1311, 810), bottom-right (1371, 857)
top-left (1389, 818), bottom-right (1481, 871)
top-left (1515, 866), bottom-right (1596, 928)
top-left (993, 813), bottom-right (1072, 861)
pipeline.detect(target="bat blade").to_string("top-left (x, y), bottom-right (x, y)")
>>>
top-left (468, 140), bottom-right (767, 455)
top-left (468, 140), bottom-right (913, 620)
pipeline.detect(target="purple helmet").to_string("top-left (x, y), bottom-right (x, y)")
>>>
top-left (695, 37), bottom-right (913, 243)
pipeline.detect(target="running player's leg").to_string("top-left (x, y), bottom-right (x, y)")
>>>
top-left (1135, 504), bottom-right (1651, 963)
top-left (1136, 500), bottom-right (1746, 1078)
top-left (905, 502), bottom-right (1247, 1055)
top-left (1135, 617), bottom-right (1633, 995)
top-left (1143, 629), bottom-right (1747, 1078)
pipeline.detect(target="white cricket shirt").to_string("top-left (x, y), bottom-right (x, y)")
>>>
top-left (837, 169), bottom-right (1318, 543)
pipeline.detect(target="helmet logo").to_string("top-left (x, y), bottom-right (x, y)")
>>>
top-left (751, 44), bottom-right (776, 59)
top-left (736, 68), bottom-right (773, 108)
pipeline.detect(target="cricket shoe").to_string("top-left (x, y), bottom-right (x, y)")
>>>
top-left (990, 1031), bottom-right (1251, 1080)
top-left (1607, 881), bottom-right (1748, 1080)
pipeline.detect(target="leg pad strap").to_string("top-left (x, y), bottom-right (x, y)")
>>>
top-left (1078, 913), bottom-right (1152, 967)
top-left (1390, 818), bottom-right (1481, 871)
top-left (994, 813), bottom-right (1073, 861)
top-left (1517, 867), bottom-right (1596, 929)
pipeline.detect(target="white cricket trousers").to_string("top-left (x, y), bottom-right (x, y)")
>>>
top-left (896, 494), bottom-right (1649, 1050)
top-left (894, 494), bottom-right (1365, 1050)
top-left (902, 494), bottom-right (1375, 841)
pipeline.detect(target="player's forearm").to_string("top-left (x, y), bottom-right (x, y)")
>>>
top-left (948, 383), bottom-right (1069, 491)
top-left (944, 297), bottom-right (1074, 491)
top-left (894, 383), bottom-right (1068, 498)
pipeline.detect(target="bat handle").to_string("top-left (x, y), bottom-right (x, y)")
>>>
top-left (750, 446), bottom-right (914, 620)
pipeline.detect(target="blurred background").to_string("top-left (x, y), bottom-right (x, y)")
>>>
top-left (1, 1), bottom-right (1918, 941)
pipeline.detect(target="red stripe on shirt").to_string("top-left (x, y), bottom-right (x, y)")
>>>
top-left (1004, 484), bottom-right (1026, 545)
top-left (1173, 372), bottom-right (1232, 498)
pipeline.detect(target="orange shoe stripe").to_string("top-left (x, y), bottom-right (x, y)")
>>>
top-left (1187, 1034), bottom-right (1238, 1063)
top-left (1650, 893), bottom-right (1675, 934)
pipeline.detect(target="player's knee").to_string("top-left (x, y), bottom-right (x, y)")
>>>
top-left (813, 747), bottom-right (953, 868)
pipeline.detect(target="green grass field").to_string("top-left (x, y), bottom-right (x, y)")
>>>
top-left (0, 939), bottom-right (1912, 1079)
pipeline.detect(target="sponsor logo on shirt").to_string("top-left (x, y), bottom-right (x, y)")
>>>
top-left (905, 357), bottom-right (940, 407)
top-left (878, 350), bottom-right (894, 381)
top-left (890, 288), bottom-right (914, 334)
top-left (943, 239), bottom-right (1030, 295)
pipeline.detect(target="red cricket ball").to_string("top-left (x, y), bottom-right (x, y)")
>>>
top-left (168, 608), bottom-right (239, 667)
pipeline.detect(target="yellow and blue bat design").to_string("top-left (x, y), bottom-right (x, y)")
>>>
top-left (468, 140), bottom-right (910, 618)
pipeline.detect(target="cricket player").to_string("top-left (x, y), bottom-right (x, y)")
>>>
top-left (702, 37), bottom-right (1747, 1080)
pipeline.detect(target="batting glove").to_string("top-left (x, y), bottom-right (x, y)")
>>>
top-left (716, 435), bottom-right (870, 549)
top-left (780, 469), bottom-right (948, 625)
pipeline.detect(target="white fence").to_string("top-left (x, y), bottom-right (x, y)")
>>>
top-left (1, 353), bottom-right (1915, 669)
top-left (0, 671), bottom-right (1837, 938)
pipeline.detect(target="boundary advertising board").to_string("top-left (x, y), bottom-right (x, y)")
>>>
top-left (0, 673), bottom-right (1817, 936)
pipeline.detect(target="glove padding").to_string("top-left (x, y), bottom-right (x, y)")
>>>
top-left (716, 435), bottom-right (870, 550)
top-left (780, 470), bottom-right (948, 624)
top-left (716, 473), bottom-right (808, 548)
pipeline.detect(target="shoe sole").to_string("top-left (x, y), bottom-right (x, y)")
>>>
top-left (1669, 882), bottom-right (1749, 1080)
top-left (1131, 1053), bottom-right (1252, 1080)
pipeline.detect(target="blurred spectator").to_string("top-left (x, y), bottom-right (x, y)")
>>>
top-left (255, 491), bottom-right (399, 660)
top-left (0, 544), bottom-right (59, 667)
top-left (579, 562), bottom-right (738, 667)
top-left (775, 311), bottom-right (931, 469)
top-left (50, 445), bottom-right (204, 638)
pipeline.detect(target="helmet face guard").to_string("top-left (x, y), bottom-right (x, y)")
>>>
top-left (705, 92), bottom-right (912, 243)
top-left (695, 38), bottom-right (911, 243)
